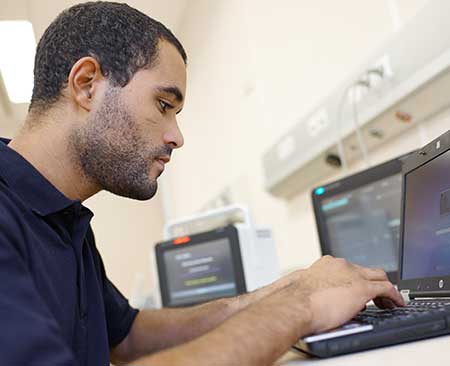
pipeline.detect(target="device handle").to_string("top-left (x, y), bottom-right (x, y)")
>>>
top-left (164, 204), bottom-right (253, 239)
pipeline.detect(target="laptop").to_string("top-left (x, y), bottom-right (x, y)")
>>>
top-left (294, 132), bottom-right (450, 357)
top-left (311, 155), bottom-right (413, 283)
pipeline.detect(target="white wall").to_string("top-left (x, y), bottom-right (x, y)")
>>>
top-left (168, 0), bottom-right (434, 273)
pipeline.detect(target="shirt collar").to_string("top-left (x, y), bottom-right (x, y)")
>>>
top-left (0, 138), bottom-right (79, 216)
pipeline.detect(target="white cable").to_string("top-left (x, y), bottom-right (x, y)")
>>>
top-left (335, 85), bottom-right (353, 172)
top-left (350, 83), bottom-right (371, 167)
top-left (335, 80), bottom-right (372, 172)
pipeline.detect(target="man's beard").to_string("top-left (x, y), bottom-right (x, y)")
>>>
top-left (69, 87), bottom-right (171, 200)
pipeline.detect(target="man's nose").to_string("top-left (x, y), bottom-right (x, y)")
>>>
top-left (163, 122), bottom-right (184, 149)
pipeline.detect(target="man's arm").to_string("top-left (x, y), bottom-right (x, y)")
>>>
top-left (111, 270), bottom-right (291, 363)
top-left (113, 256), bottom-right (404, 365)
top-left (133, 283), bottom-right (313, 366)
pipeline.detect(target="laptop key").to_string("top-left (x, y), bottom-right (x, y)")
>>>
top-left (353, 304), bottom-right (450, 329)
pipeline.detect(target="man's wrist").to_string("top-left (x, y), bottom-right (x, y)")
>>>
top-left (255, 283), bottom-right (315, 340)
top-left (283, 283), bottom-right (315, 337)
top-left (276, 269), bottom-right (309, 291)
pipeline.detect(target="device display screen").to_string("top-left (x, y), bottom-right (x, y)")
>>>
top-left (402, 149), bottom-right (450, 280)
top-left (320, 174), bottom-right (402, 272)
top-left (163, 238), bottom-right (238, 306)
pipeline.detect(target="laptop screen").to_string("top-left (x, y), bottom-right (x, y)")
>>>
top-left (317, 173), bottom-right (402, 272)
top-left (402, 149), bottom-right (450, 280)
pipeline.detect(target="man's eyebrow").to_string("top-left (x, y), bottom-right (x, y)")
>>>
top-left (156, 86), bottom-right (184, 103)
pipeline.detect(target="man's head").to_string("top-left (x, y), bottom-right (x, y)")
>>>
top-left (29, 1), bottom-right (187, 200)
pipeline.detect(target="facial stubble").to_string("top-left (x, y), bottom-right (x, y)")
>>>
top-left (69, 87), bottom-right (171, 200)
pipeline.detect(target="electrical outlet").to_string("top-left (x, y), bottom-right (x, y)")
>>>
top-left (276, 135), bottom-right (296, 161)
top-left (376, 54), bottom-right (393, 78)
top-left (351, 54), bottom-right (394, 105)
top-left (306, 109), bottom-right (329, 137)
top-left (368, 54), bottom-right (393, 87)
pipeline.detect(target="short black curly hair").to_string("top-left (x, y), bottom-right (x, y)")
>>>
top-left (30, 1), bottom-right (187, 112)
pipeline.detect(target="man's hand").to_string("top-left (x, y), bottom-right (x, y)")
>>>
top-left (285, 255), bottom-right (405, 334)
top-left (127, 255), bottom-right (405, 366)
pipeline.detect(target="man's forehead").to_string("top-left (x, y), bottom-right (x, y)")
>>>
top-left (124, 41), bottom-right (186, 101)
top-left (147, 44), bottom-right (185, 87)
top-left (130, 64), bottom-right (186, 98)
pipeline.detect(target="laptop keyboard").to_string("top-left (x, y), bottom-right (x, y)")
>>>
top-left (354, 301), bottom-right (450, 328)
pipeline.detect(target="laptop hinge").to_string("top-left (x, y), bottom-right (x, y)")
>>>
top-left (407, 290), bottom-right (450, 299)
top-left (401, 289), bottom-right (411, 304)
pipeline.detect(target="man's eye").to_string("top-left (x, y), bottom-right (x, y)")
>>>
top-left (159, 100), bottom-right (172, 113)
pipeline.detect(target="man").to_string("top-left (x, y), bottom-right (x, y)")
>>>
top-left (0, 2), bottom-right (404, 365)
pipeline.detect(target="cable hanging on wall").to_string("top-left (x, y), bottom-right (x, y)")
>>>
top-left (334, 70), bottom-right (379, 172)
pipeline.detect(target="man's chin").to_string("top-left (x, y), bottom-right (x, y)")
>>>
top-left (134, 183), bottom-right (158, 201)
top-left (107, 182), bottom-right (158, 201)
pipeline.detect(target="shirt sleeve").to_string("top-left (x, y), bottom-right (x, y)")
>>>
top-left (0, 204), bottom-right (75, 365)
top-left (87, 228), bottom-right (139, 349)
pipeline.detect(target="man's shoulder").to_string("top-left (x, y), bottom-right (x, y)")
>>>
top-left (0, 178), bottom-right (30, 232)
top-left (0, 179), bottom-right (31, 258)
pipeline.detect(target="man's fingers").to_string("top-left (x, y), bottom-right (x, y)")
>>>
top-left (373, 297), bottom-right (396, 309)
top-left (351, 263), bottom-right (389, 281)
top-left (344, 262), bottom-right (402, 307)
top-left (368, 281), bottom-right (405, 307)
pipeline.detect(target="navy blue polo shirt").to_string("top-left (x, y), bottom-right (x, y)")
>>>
top-left (0, 138), bottom-right (139, 365)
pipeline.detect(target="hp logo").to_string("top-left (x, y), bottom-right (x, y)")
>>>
top-left (439, 280), bottom-right (444, 289)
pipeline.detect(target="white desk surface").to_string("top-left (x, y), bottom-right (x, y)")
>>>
top-left (278, 335), bottom-right (450, 365)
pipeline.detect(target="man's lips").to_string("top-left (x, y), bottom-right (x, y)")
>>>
top-left (156, 156), bottom-right (170, 171)
top-left (158, 156), bottom-right (171, 164)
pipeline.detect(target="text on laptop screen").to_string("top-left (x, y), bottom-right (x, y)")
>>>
top-left (402, 149), bottom-right (450, 280)
top-left (320, 174), bottom-right (402, 272)
top-left (163, 238), bottom-right (238, 306)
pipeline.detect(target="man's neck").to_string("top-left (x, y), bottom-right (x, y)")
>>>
top-left (8, 116), bottom-right (100, 202)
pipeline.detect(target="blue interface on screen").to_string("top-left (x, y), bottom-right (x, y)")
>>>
top-left (320, 174), bottom-right (402, 272)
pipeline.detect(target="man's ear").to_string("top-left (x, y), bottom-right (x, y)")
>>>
top-left (67, 57), bottom-right (104, 111)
